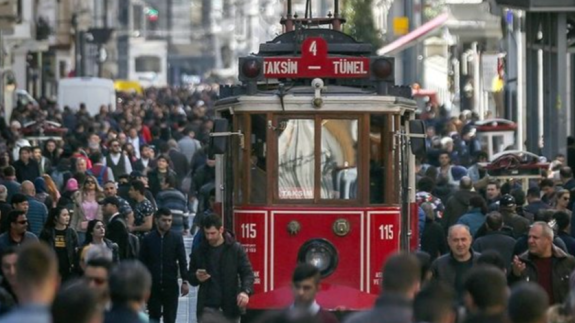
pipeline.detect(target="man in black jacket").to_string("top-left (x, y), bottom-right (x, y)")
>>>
top-left (189, 214), bottom-right (254, 321)
top-left (442, 177), bottom-right (479, 233)
top-left (431, 224), bottom-right (480, 300)
top-left (139, 208), bottom-right (189, 323)
top-left (472, 212), bottom-right (516, 270)
top-left (12, 147), bottom-right (40, 183)
top-left (102, 197), bottom-right (130, 260)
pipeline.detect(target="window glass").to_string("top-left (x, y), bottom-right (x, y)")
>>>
top-left (277, 119), bottom-right (315, 199)
top-left (320, 119), bottom-right (358, 199)
top-left (250, 115), bottom-right (267, 204)
top-left (135, 56), bottom-right (161, 73)
top-left (369, 115), bottom-right (386, 204)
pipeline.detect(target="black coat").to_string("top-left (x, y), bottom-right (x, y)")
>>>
top-left (106, 215), bottom-right (130, 260)
top-left (139, 229), bottom-right (188, 288)
top-left (13, 159), bottom-right (40, 183)
top-left (442, 190), bottom-right (480, 232)
top-left (472, 231), bottom-right (516, 269)
top-left (509, 246), bottom-right (575, 304)
top-left (39, 227), bottom-right (79, 273)
top-left (431, 251), bottom-right (481, 297)
top-left (168, 148), bottom-right (189, 179)
top-left (104, 305), bottom-right (144, 323)
top-left (148, 169), bottom-right (177, 197)
top-left (420, 219), bottom-right (448, 261)
top-left (189, 232), bottom-right (254, 319)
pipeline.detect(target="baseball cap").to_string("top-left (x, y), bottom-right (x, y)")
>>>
top-left (499, 194), bottom-right (516, 207)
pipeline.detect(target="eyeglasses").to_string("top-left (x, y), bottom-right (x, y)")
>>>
top-left (85, 181), bottom-right (95, 185)
top-left (85, 276), bottom-right (107, 286)
top-left (17, 220), bottom-right (27, 225)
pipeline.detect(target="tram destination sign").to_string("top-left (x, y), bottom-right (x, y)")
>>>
top-left (263, 37), bottom-right (371, 79)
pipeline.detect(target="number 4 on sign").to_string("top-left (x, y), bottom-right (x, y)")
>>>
top-left (309, 41), bottom-right (317, 56)
top-left (379, 224), bottom-right (394, 240)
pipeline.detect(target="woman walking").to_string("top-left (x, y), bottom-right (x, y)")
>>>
top-left (79, 219), bottom-right (119, 263)
top-left (39, 207), bottom-right (79, 282)
top-left (70, 175), bottom-right (104, 245)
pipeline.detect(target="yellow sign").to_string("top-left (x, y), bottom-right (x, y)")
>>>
top-left (393, 17), bottom-right (409, 36)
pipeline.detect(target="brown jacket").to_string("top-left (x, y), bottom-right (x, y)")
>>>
top-left (509, 246), bottom-right (575, 304)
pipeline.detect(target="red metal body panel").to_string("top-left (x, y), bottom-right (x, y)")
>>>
top-left (233, 206), bottom-right (403, 311)
top-left (410, 202), bottom-right (420, 251)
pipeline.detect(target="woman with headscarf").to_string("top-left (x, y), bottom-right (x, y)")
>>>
top-left (34, 177), bottom-right (53, 208)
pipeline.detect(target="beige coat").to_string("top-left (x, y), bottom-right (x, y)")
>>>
top-left (70, 190), bottom-right (104, 233)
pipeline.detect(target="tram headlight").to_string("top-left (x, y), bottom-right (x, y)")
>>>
top-left (370, 57), bottom-right (394, 82)
top-left (297, 239), bottom-right (338, 277)
top-left (239, 57), bottom-right (263, 81)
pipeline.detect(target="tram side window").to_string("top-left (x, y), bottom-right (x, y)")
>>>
top-left (320, 119), bottom-right (358, 199)
top-left (278, 119), bottom-right (315, 199)
top-left (370, 115), bottom-right (387, 204)
top-left (250, 114), bottom-right (267, 204)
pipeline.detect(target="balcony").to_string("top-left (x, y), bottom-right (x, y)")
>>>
top-left (495, 0), bottom-right (575, 11)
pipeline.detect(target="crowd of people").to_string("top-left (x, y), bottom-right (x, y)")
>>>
top-left (0, 86), bottom-right (227, 323)
top-left (0, 85), bottom-right (574, 323)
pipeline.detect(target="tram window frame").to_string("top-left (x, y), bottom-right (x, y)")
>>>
top-left (248, 114), bottom-right (268, 204)
top-left (273, 116), bottom-right (317, 202)
top-left (318, 117), bottom-right (360, 201)
top-left (368, 114), bottom-right (398, 205)
top-left (234, 114), bottom-right (246, 205)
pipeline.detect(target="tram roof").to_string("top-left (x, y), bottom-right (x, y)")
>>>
top-left (214, 85), bottom-right (416, 114)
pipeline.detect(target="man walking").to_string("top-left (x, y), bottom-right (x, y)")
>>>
top-left (509, 221), bottom-right (575, 304)
top-left (189, 214), bottom-right (254, 321)
top-left (139, 208), bottom-right (189, 323)
top-left (431, 224), bottom-right (480, 299)
top-left (288, 264), bottom-right (338, 323)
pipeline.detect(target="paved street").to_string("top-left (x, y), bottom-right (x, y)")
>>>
top-left (175, 235), bottom-right (197, 323)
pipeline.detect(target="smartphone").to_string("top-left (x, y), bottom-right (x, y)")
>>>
top-left (197, 269), bottom-right (207, 274)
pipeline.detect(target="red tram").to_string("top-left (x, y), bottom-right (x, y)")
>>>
top-left (209, 1), bottom-right (426, 312)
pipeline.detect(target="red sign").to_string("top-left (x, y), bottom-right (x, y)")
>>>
top-left (263, 37), bottom-right (371, 79)
top-left (234, 210), bottom-right (268, 294)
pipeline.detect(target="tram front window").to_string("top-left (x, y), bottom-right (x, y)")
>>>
top-left (278, 119), bottom-right (315, 199)
top-left (320, 119), bottom-right (358, 199)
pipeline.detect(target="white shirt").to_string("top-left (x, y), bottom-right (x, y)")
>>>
top-left (104, 153), bottom-right (133, 174)
top-left (290, 301), bottom-right (320, 316)
top-left (129, 136), bottom-right (141, 159)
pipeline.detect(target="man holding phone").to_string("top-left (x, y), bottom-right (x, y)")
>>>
top-left (189, 214), bottom-right (254, 322)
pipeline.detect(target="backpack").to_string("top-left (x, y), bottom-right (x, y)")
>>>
top-left (180, 169), bottom-right (193, 195)
top-left (113, 216), bottom-right (140, 259)
top-left (126, 233), bottom-right (140, 259)
top-left (87, 166), bottom-right (107, 186)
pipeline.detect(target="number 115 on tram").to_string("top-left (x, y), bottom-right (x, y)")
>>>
top-left (208, 31), bottom-right (427, 313)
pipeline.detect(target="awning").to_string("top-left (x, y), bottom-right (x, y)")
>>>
top-left (377, 13), bottom-right (449, 56)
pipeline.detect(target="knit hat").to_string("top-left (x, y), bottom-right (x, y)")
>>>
top-left (66, 178), bottom-right (79, 191)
